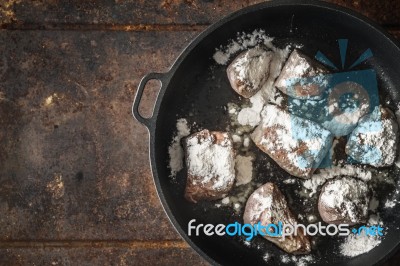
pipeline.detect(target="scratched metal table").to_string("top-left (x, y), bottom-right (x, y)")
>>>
top-left (0, 1), bottom-right (399, 265)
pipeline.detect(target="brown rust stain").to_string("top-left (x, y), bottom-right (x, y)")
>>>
top-left (46, 175), bottom-right (65, 200)
top-left (161, 0), bottom-right (198, 9)
top-left (0, 0), bottom-right (21, 25)
top-left (97, 173), bottom-right (132, 199)
top-left (1, 23), bottom-right (208, 31)
top-left (0, 240), bottom-right (190, 249)
top-left (1, 0), bottom-right (400, 28)
top-left (0, 91), bottom-right (6, 102)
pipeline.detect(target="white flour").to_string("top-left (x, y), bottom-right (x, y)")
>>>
top-left (218, 182), bottom-right (255, 212)
top-left (369, 196), bottom-right (379, 212)
top-left (263, 252), bottom-right (271, 262)
top-left (319, 177), bottom-right (369, 224)
top-left (247, 186), bottom-right (273, 222)
top-left (274, 49), bottom-right (328, 100)
top-left (280, 255), bottom-right (314, 266)
top-left (237, 92), bottom-right (265, 127)
top-left (384, 199), bottom-right (397, 208)
top-left (291, 255), bottom-right (315, 266)
top-left (283, 178), bottom-right (296, 184)
top-left (168, 118), bottom-right (191, 177)
top-left (302, 165), bottom-right (372, 197)
top-left (218, 30), bottom-right (290, 128)
top-left (280, 255), bottom-right (290, 263)
top-left (254, 104), bottom-right (332, 173)
top-left (213, 29), bottom-right (275, 65)
top-left (395, 107), bottom-right (400, 168)
top-left (368, 213), bottom-right (382, 225)
top-left (229, 47), bottom-right (274, 94)
top-left (283, 51), bottom-right (315, 76)
top-left (235, 155), bottom-right (254, 186)
top-left (221, 196), bottom-right (230, 205)
top-left (339, 188), bottom-right (384, 257)
top-left (340, 234), bottom-right (381, 257)
top-left (236, 50), bottom-right (289, 128)
top-left (330, 138), bottom-right (339, 159)
top-left (232, 134), bottom-right (241, 143)
top-left (307, 214), bottom-right (317, 223)
top-left (322, 82), bottom-right (370, 136)
top-left (243, 136), bottom-right (250, 147)
top-left (346, 106), bottom-right (398, 167)
top-left (186, 132), bottom-right (235, 190)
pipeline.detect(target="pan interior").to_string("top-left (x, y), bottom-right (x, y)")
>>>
top-left (153, 3), bottom-right (400, 266)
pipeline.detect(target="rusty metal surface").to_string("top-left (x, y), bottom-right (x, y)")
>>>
top-left (0, 246), bottom-right (208, 265)
top-left (0, 30), bottom-right (200, 241)
top-left (1, 0), bottom-right (400, 27)
top-left (0, 0), bottom-right (399, 265)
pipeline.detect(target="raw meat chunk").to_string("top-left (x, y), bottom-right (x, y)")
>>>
top-left (251, 104), bottom-right (333, 178)
top-left (274, 49), bottom-right (329, 100)
top-left (184, 130), bottom-right (235, 203)
top-left (227, 47), bottom-right (274, 98)
top-left (346, 106), bottom-right (398, 167)
top-left (318, 177), bottom-right (370, 225)
top-left (243, 182), bottom-right (311, 254)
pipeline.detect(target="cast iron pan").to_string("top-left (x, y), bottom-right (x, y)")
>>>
top-left (132, 1), bottom-right (400, 265)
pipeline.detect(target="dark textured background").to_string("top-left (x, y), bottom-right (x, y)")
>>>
top-left (0, 0), bottom-right (399, 265)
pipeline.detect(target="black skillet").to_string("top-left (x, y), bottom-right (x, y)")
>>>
top-left (132, 1), bottom-right (400, 265)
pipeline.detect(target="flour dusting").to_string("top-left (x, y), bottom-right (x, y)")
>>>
top-left (340, 234), bottom-right (381, 257)
top-left (168, 118), bottom-right (191, 177)
top-left (302, 165), bottom-right (372, 197)
top-left (186, 131), bottom-right (235, 190)
top-left (235, 154), bottom-right (254, 186)
top-left (213, 29), bottom-right (275, 65)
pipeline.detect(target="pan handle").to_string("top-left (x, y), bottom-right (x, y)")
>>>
top-left (132, 72), bottom-right (165, 128)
